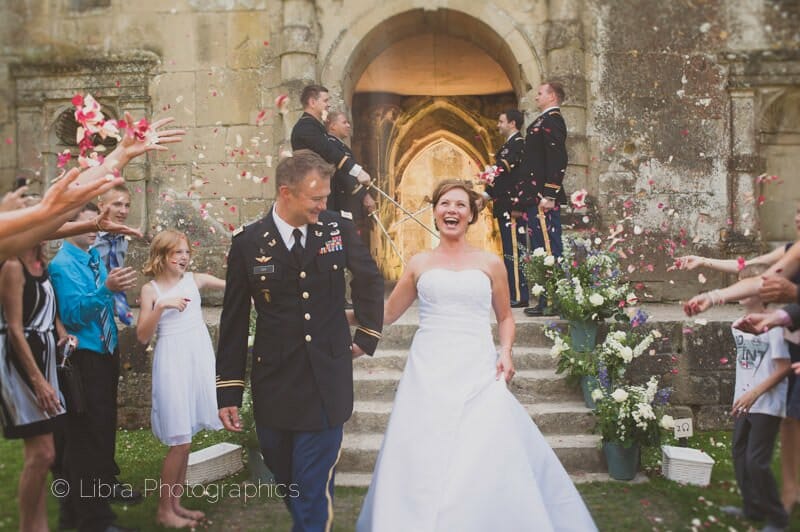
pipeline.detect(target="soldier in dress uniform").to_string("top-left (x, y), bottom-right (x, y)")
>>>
top-left (216, 150), bottom-right (384, 531)
top-left (518, 81), bottom-right (568, 317)
top-left (291, 85), bottom-right (371, 190)
top-left (485, 109), bottom-right (529, 308)
top-left (325, 110), bottom-right (376, 243)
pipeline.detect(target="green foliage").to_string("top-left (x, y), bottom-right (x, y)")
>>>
top-left (544, 326), bottom-right (597, 382)
top-left (593, 377), bottom-right (673, 447)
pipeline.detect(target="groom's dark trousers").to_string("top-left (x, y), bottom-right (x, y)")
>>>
top-left (216, 208), bottom-right (384, 531)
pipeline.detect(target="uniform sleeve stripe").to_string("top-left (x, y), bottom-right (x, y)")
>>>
top-left (216, 382), bottom-right (245, 389)
top-left (351, 184), bottom-right (363, 195)
top-left (544, 184), bottom-right (561, 189)
top-left (216, 378), bottom-right (245, 385)
top-left (499, 159), bottom-right (511, 172)
top-left (356, 326), bottom-right (382, 339)
top-left (337, 155), bottom-right (350, 169)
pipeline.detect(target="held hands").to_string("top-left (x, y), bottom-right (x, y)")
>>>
top-left (759, 275), bottom-right (797, 304)
top-left (105, 267), bottom-right (137, 293)
top-left (158, 297), bottom-right (191, 312)
top-left (496, 351), bottom-right (515, 383)
top-left (218, 406), bottom-right (242, 432)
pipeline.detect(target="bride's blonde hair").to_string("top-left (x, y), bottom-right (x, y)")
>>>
top-left (142, 229), bottom-right (191, 277)
top-left (429, 179), bottom-right (482, 225)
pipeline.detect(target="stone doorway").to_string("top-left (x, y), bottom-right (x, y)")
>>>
top-left (758, 89), bottom-right (800, 243)
top-left (328, 9), bottom-right (532, 279)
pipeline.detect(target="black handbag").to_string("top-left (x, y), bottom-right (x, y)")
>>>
top-left (56, 343), bottom-right (86, 415)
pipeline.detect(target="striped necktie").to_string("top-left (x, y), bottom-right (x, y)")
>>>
top-left (89, 254), bottom-right (117, 355)
top-left (105, 234), bottom-right (133, 326)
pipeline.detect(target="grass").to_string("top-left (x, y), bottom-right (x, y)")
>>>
top-left (1, 429), bottom-right (800, 530)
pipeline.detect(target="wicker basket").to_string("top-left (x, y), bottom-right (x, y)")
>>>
top-left (661, 445), bottom-right (714, 486)
top-left (186, 442), bottom-right (244, 486)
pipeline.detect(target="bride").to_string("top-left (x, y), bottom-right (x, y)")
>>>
top-left (355, 179), bottom-right (597, 532)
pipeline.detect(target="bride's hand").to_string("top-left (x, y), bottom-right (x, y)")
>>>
top-left (496, 352), bottom-right (515, 383)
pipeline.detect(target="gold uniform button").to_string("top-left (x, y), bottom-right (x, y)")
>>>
top-left (302, 291), bottom-right (309, 299)
top-left (305, 334), bottom-right (312, 342)
top-left (333, 264), bottom-right (339, 270)
top-left (257, 356), bottom-right (262, 362)
top-left (304, 313), bottom-right (311, 320)
top-left (299, 271), bottom-right (307, 279)
top-left (260, 276), bottom-right (266, 281)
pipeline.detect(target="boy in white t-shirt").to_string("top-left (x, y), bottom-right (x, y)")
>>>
top-left (723, 264), bottom-right (791, 532)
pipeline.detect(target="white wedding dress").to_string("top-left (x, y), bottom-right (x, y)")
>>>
top-left (356, 269), bottom-right (597, 532)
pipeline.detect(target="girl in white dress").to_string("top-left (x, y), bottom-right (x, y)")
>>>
top-left (355, 180), bottom-right (597, 531)
top-left (137, 230), bottom-right (225, 529)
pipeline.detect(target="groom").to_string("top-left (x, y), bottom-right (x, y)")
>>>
top-left (216, 149), bottom-right (384, 531)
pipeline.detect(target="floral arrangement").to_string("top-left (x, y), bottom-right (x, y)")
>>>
top-left (520, 246), bottom-right (563, 307)
top-left (595, 325), bottom-right (660, 386)
top-left (551, 237), bottom-right (636, 322)
top-left (544, 325), bottom-right (596, 382)
top-left (593, 376), bottom-right (673, 447)
top-left (477, 164), bottom-right (500, 185)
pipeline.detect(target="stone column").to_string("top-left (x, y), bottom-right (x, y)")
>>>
top-left (546, 0), bottom-right (588, 193)
top-left (279, 0), bottom-right (318, 144)
top-left (728, 89), bottom-right (762, 242)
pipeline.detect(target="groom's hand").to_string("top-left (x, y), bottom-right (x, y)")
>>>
top-left (351, 343), bottom-right (366, 359)
top-left (219, 406), bottom-right (242, 432)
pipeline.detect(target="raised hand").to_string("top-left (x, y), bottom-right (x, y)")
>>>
top-left (683, 293), bottom-right (711, 316)
top-left (94, 205), bottom-right (143, 239)
top-left (41, 167), bottom-right (124, 219)
top-left (759, 275), bottom-right (798, 304)
top-left (105, 267), bottom-right (137, 293)
top-left (675, 255), bottom-right (704, 271)
top-left (110, 112), bottom-right (186, 167)
top-left (0, 186), bottom-right (28, 212)
top-left (733, 311), bottom-right (786, 334)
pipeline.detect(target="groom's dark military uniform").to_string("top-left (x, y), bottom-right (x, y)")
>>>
top-left (325, 133), bottom-right (368, 220)
top-left (486, 131), bottom-right (528, 304)
top-left (216, 208), bottom-right (383, 528)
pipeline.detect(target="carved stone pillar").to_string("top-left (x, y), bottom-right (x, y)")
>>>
top-left (728, 89), bottom-right (762, 243)
top-left (279, 0), bottom-right (318, 143)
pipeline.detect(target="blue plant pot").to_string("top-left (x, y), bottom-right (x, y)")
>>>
top-left (603, 441), bottom-right (640, 481)
top-left (569, 319), bottom-right (599, 352)
top-left (580, 375), bottom-right (600, 409)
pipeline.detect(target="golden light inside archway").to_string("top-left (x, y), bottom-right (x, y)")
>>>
top-left (355, 33), bottom-right (513, 96)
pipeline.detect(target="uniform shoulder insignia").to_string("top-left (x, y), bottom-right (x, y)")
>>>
top-left (232, 224), bottom-right (246, 237)
top-left (550, 110), bottom-right (562, 116)
top-left (340, 210), bottom-right (353, 220)
top-left (514, 136), bottom-right (524, 142)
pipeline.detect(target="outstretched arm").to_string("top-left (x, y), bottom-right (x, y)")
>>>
top-left (384, 255), bottom-right (420, 326)
top-left (194, 272), bottom-right (226, 291)
top-left (676, 246), bottom-right (786, 274)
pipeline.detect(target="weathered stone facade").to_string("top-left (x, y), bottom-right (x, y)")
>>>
top-left (0, 1), bottom-right (797, 428)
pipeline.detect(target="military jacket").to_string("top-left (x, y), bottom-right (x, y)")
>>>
top-left (519, 108), bottom-right (568, 208)
top-left (486, 131), bottom-right (525, 217)
top-left (216, 209), bottom-right (384, 431)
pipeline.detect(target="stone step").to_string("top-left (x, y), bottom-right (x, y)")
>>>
top-left (353, 368), bottom-right (582, 402)
top-left (378, 320), bottom-right (559, 350)
top-left (345, 400), bottom-right (595, 435)
top-left (353, 346), bottom-right (557, 372)
top-left (337, 433), bottom-right (605, 476)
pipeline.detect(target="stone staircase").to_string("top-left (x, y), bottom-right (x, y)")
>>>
top-left (338, 307), bottom-right (604, 487)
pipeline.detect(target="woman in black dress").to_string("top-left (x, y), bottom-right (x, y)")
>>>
top-left (0, 241), bottom-right (75, 530)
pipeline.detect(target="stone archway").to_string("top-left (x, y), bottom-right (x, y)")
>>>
top-left (318, 6), bottom-right (540, 278)
top-left (757, 88), bottom-right (800, 242)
